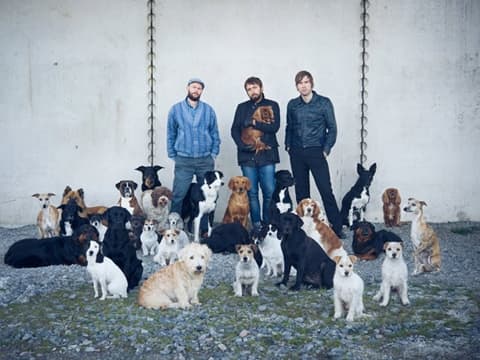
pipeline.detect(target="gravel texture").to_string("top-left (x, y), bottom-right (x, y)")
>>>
top-left (0, 221), bottom-right (479, 359)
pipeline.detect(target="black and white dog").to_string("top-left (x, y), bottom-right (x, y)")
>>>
top-left (58, 198), bottom-right (89, 236)
top-left (181, 170), bottom-right (224, 243)
top-left (340, 163), bottom-right (377, 228)
top-left (135, 165), bottom-right (163, 191)
top-left (269, 170), bottom-right (295, 225)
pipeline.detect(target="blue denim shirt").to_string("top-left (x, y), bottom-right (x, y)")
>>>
top-left (167, 98), bottom-right (221, 159)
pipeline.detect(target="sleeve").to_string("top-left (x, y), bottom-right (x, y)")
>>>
top-left (166, 106), bottom-right (177, 159)
top-left (285, 101), bottom-right (293, 150)
top-left (209, 108), bottom-right (221, 157)
top-left (323, 98), bottom-right (337, 155)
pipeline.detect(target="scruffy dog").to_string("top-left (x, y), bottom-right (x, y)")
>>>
top-left (141, 186), bottom-right (173, 232)
top-left (222, 176), bottom-right (251, 229)
top-left (241, 105), bottom-right (274, 154)
top-left (382, 188), bottom-right (402, 227)
top-left (85, 241), bottom-right (128, 300)
top-left (32, 193), bottom-right (60, 238)
top-left (403, 198), bottom-right (441, 275)
top-left (140, 219), bottom-right (159, 256)
top-left (153, 229), bottom-right (181, 266)
top-left (333, 255), bottom-right (365, 321)
top-left (252, 223), bottom-right (283, 277)
top-left (138, 243), bottom-right (212, 310)
top-left (233, 244), bottom-right (260, 297)
top-left (135, 165), bottom-right (163, 191)
top-left (373, 241), bottom-right (410, 306)
top-left (167, 212), bottom-right (185, 230)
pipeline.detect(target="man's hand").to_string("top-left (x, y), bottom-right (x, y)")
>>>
top-left (243, 118), bottom-right (255, 128)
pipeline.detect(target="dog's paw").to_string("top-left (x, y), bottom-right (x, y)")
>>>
top-left (333, 312), bottom-right (342, 320)
top-left (379, 301), bottom-right (388, 307)
top-left (372, 293), bottom-right (381, 302)
top-left (346, 315), bottom-right (355, 322)
top-left (401, 299), bottom-right (410, 306)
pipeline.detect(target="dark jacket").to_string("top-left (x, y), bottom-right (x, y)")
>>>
top-left (231, 95), bottom-right (280, 167)
top-left (285, 91), bottom-right (337, 155)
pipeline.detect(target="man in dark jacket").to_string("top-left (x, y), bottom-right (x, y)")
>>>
top-left (231, 77), bottom-right (280, 228)
top-left (285, 70), bottom-right (344, 238)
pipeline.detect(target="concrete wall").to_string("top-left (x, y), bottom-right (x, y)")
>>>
top-left (0, 0), bottom-right (478, 226)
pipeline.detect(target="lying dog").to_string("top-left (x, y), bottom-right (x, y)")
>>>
top-left (351, 221), bottom-right (403, 261)
top-left (32, 193), bottom-right (60, 238)
top-left (4, 224), bottom-right (98, 268)
top-left (222, 176), bottom-right (251, 229)
top-left (382, 188), bottom-right (402, 227)
top-left (233, 244), bottom-right (260, 296)
top-left (252, 223), bottom-right (283, 277)
top-left (85, 240), bottom-right (128, 300)
top-left (403, 198), bottom-right (441, 275)
top-left (240, 105), bottom-right (274, 154)
top-left (116, 180), bottom-right (144, 216)
top-left (61, 186), bottom-right (108, 219)
top-left (153, 229), bottom-right (181, 266)
top-left (89, 214), bottom-right (107, 243)
top-left (141, 186), bottom-right (173, 232)
top-left (140, 219), bottom-right (159, 256)
top-left (202, 222), bottom-right (250, 252)
top-left (333, 255), bottom-right (365, 321)
top-left (269, 169), bottom-right (295, 225)
top-left (138, 243), bottom-right (212, 309)
top-left (135, 165), bottom-right (163, 191)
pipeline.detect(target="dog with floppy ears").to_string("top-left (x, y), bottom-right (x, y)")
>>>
top-left (269, 169), bottom-right (295, 225)
top-left (116, 180), bottom-right (144, 216)
top-left (32, 193), bottom-right (61, 238)
top-left (222, 175), bottom-right (251, 229)
top-left (233, 244), bottom-right (260, 296)
top-left (382, 187), bottom-right (402, 227)
top-left (252, 223), bottom-right (283, 277)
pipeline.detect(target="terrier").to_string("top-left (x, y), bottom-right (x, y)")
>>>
top-left (233, 244), bottom-right (260, 296)
top-left (333, 255), bottom-right (365, 321)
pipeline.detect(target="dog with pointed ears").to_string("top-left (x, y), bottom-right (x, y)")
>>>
top-left (32, 193), bottom-right (60, 238)
top-left (269, 170), bottom-right (295, 225)
top-left (135, 165), bottom-right (163, 191)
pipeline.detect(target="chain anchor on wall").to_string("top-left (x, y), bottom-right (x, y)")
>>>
top-left (360, 0), bottom-right (370, 166)
top-left (147, 0), bottom-right (156, 166)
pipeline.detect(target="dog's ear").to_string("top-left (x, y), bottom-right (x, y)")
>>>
top-left (382, 190), bottom-right (388, 204)
top-left (96, 247), bottom-right (104, 263)
top-left (57, 204), bottom-right (65, 210)
top-left (349, 255), bottom-right (358, 264)
top-left (77, 188), bottom-right (85, 199)
top-left (244, 177), bottom-right (251, 191)
top-left (153, 165), bottom-right (164, 172)
top-left (115, 181), bottom-right (122, 190)
top-left (48, 193), bottom-right (56, 197)
top-left (32, 193), bottom-right (40, 198)
top-left (370, 222), bottom-right (376, 232)
top-left (63, 186), bottom-right (72, 198)
top-left (420, 201), bottom-right (427, 207)
top-left (369, 163), bottom-right (377, 175)
top-left (235, 244), bottom-right (242, 253)
top-left (333, 256), bottom-right (341, 264)
top-left (356, 163), bottom-right (363, 175)
top-left (132, 181), bottom-right (138, 190)
top-left (295, 202), bottom-right (304, 217)
top-left (395, 190), bottom-right (401, 205)
top-left (228, 178), bottom-right (235, 190)
top-left (250, 244), bottom-right (258, 253)
top-left (135, 166), bottom-right (145, 173)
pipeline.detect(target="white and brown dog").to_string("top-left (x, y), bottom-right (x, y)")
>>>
top-left (32, 193), bottom-right (60, 238)
top-left (333, 255), bottom-right (365, 322)
top-left (116, 180), bottom-right (143, 216)
top-left (142, 186), bottom-right (173, 232)
top-left (403, 198), bottom-right (441, 275)
top-left (373, 241), bottom-right (410, 306)
top-left (140, 219), bottom-right (159, 256)
top-left (296, 198), bottom-right (328, 225)
top-left (222, 176), bottom-right (251, 229)
top-left (233, 244), bottom-right (260, 297)
top-left (153, 228), bottom-right (180, 266)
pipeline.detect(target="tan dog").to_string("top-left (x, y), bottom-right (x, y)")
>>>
top-left (222, 176), bottom-right (251, 229)
top-left (403, 198), bottom-right (441, 275)
top-left (32, 193), bottom-right (60, 238)
top-left (240, 105), bottom-right (274, 154)
top-left (138, 243), bottom-right (212, 309)
top-left (333, 255), bottom-right (365, 321)
top-left (382, 188), bottom-right (401, 227)
top-left (233, 244), bottom-right (260, 297)
top-left (61, 186), bottom-right (107, 219)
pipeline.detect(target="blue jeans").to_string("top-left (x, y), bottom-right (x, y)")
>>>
top-left (241, 164), bottom-right (275, 225)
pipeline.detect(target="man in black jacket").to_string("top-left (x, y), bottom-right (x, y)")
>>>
top-left (231, 77), bottom-right (280, 229)
top-left (285, 70), bottom-right (344, 238)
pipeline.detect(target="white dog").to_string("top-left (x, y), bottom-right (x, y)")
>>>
top-left (140, 219), bottom-right (159, 256)
top-left (373, 241), bottom-right (410, 306)
top-left (233, 244), bottom-right (260, 297)
top-left (333, 255), bottom-right (365, 321)
top-left (253, 224), bottom-right (283, 277)
top-left (85, 241), bottom-right (128, 300)
top-left (138, 242), bottom-right (212, 309)
top-left (153, 229), bottom-right (181, 266)
top-left (167, 212), bottom-right (185, 230)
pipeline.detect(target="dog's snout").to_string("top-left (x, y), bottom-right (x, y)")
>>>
top-left (392, 253), bottom-right (397, 258)
top-left (88, 250), bottom-right (93, 256)
top-left (196, 265), bottom-right (203, 272)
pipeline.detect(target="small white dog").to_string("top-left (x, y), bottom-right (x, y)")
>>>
top-left (85, 241), bottom-right (128, 300)
top-left (140, 219), bottom-right (159, 256)
top-left (333, 255), bottom-right (365, 321)
top-left (373, 241), bottom-right (410, 306)
top-left (167, 212), bottom-right (185, 230)
top-left (233, 244), bottom-right (260, 297)
top-left (153, 228), bottom-right (181, 266)
top-left (253, 224), bottom-right (283, 277)
top-left (89, 214), bottom-right (107, 243)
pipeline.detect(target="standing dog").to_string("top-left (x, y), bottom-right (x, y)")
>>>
top-left (223, 176), bottom-right (251, 229)
top-left (32, 193), bottom-right (60, 238)
top-left (403, 198), bottom-right (441, 275)
top-left (240, 105), bottom-right (274, 154)
top-left (233, 244), bottom-right (260, 296)
top-left (382, 188), bottom-right (402, 227)
top-left (116, 180), bottom-right (143, 216)
top-left (333, 255), bottom-right (365, 321)
top-left (269, 170), bottom-right (295, 225)
top-left (85, 241), bottom-right (128, 300)
top-left (140, 219), bottom-right (159, 256)
top-left (141, 186), bottom-right (173, 232)
top-left (373, 241), bottom-right (410, 306)
top-left (135, 165), bottom-right (163, 191)
top-left (154, 228), bottom-right (181, 266)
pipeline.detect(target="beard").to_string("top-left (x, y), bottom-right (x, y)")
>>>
top-left (249, 93), bottom-right (262, 103)
top-left (187, 92), bottom-right (201, 101)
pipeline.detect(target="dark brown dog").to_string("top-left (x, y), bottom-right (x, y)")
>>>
top-left (382, 188), bottom-right (401, 227)
top-left (352, 221), bottom-right (402, 260)
top-left (241, 106), bottom-right (274, 154)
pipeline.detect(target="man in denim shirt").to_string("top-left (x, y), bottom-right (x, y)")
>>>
top-left (167, 78), bottom-right (221, 234)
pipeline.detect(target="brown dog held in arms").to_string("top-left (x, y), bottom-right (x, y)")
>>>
top-left (222, 176), bottom-right (251, 229)
top-left (382, 188), bottom-right (401, 227)
top-left (241, 105), bottom-right (274, 154)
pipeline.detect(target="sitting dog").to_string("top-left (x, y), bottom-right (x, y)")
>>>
top-left (276, 212), bottom-right (335, 291)
top-left (142, 186), bottom-right (173, 232)
top-left (32, 193), bottom-right (60, 238)
top-left (140, 219), bottom-right (159, 256)
top-left (269, 170), bottom-right (295, 225)
top-left (240, 105), bottom-right (274, 154)
top-left (128, 214), bottom-right (146, 250)
top-left (333, 255), bottom-right (365, 321)
top-left (89, 214), bottom-right (107, 243)
top-left (153, 229), bottom-right (181, 266)
top-left (85, 240), bottom-right (128, 300)
top-left (4, 224), bottom-right (98, 268)
top-left (102, 206), bottom-right (143, 291)
top-left (340, 163), bottom-right (377, 228)
top-left (58, 198), bottom-right (90, 236)
top-left (373, 241), bottom-right (410, 306)
top-left (252, 223), bottom-right (283, 277)
top-left (382, 188), bottom-right (402, 227)
top-left (222, 176), bottom-right (251, 229)
top-left (352, 221), bottom-right (403, 261)
top-left (138, 243), bottom-right (212, 309)
top-left (296, 198), bottom-right (328, 225)
top-left (233, 244), bottom-right (260, 296)
top-left (167, 212), bottom-right (185, 231)
top-left (61, 186), bottom-right (108, 219)
top-left (116, 180), bottom-right (144, 216)
top-left (135, 165), bottom-right (163, 191)
top-left (403, 198), bottom-right (441, 275)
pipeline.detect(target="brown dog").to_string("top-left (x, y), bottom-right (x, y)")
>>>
top-left (241, 106), bottom-right (274, 154)
top-left (223, 176), bottom-right (251, 229)
top-left (382, 188), bottom-right (401, 227)
top-left (61, 186), bottom-right (107, 219)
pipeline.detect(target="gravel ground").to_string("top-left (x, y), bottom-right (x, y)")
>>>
top-left (0, 221), bottom-right (479, 359)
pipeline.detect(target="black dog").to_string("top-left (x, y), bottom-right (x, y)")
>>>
top-left (58, 198), bottom-right (89, 236)
top-left (4, 224), bottom-right (98, 268)
top-left (135, 165), bottom-right (163, 191)
top-left (275, 212), bottom-right (335, 291)
top-left (269, 170), bottom-right (295, 225)
top-left (340, 163), bottom-right (377, 228)
top-left (102, 206), bottom-right (143, 291)
top-left (352, 221), bottom-right (402, 260)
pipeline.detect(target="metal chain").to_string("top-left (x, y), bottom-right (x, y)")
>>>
top-left (360, 0), bottom-right (370, 165)
top-left (147, 0), bottom-right (156, 166)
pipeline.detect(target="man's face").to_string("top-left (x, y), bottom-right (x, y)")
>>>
top-left (187, 83), bottom-right (204, 101)
top-left (245, 83), bottom-right (262, 102)
top-left (296, 76), bottom-right (313, 97)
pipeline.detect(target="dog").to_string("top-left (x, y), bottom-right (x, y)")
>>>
top-left (382, 188), bottom-right (402, 227)
top-left (89, 213), bottom-right (107, 243)
top-left (352, 221), bottom-right (403, 260)
top-left (373, 241), bottom-right (410, 306)
top-left (138, 243), bottom-right (212, 309)
top-left (102, 206), bottom-right (143, 291)
top-left (233, 244), bottom-right (260, 296)
top-left (240, 105), bottom-right (274, 154)
top-left (116, 180), bottom-right (144, 216)
top-left (403, 198), bottom-right (441, 275)
top-left (4, 224), bottom-right (98, 268)
top-left (153, 228), bottom-right (181, 266)
top-left (32, 193), bottom-right (60, 238)
top-left (340, 163), bottom-right (377, 228)
top-left (85, 240), bottom-right (128, 300)
top-left (141, 186), bottom-right (173, 232)
top-left (140, 219), bottom-right (159, 256)
top-left (275, 212), bottom-right (335, 291)
top-left (128, 214), bottom-right (146, 250)
top-left (135, 165), bottom-right (163, 191)
top-left (269, 170), bottom-right (295, 225)
top-left (202, 222), bottom-right (251, 254)
top-left (167, 212), bottom-right (185, 231)
top-left (222, 176), bottom-right (251, 229)
top-left (252, 223), bottom-right (283, 277)
top-left (182, 170), bottom-right (224, 243)
top-left (61, 186), bottom-right (108, 219)
top-left (58, 198), bottom-right (90, 236)
top-left (333, 255), bottom-right (365, 321)
top-left (296, 198), bottom-right (328, 225)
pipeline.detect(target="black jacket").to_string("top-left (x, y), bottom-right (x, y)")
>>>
top-left (231, 95), bottom-right (280, 167)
